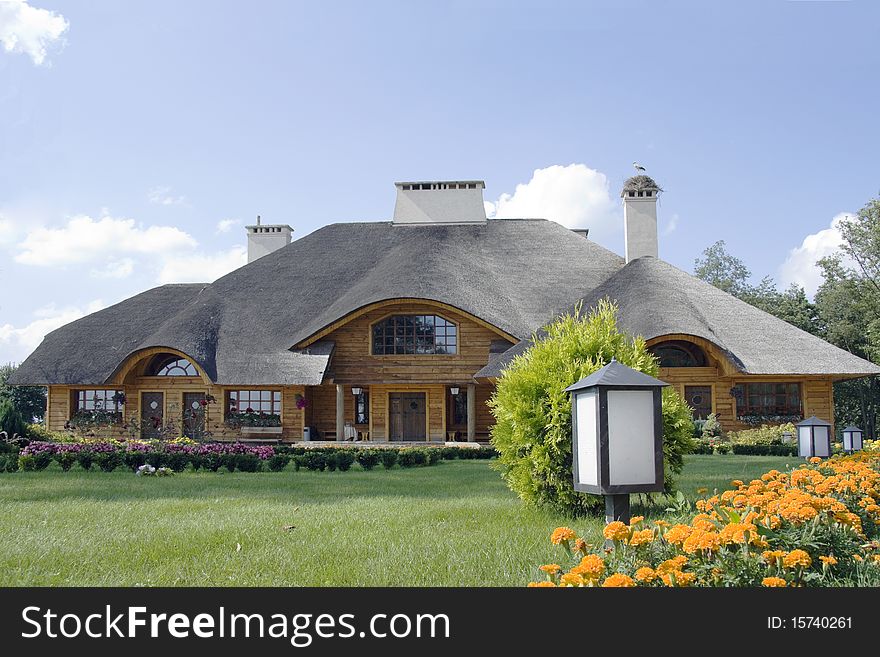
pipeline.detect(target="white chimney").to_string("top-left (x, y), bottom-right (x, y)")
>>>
top-left (621, 175), bottom-right (661, 262)
top-left (246, 215), bottom-right (293, 263)
top-left (392, 181), bottom-right (487, 225)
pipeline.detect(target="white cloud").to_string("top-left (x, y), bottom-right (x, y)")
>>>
top-left (778, 212), bottom-right (852, 296)
top-left (148, 186), bottom-right (187, 206)
top-left (487, 164), bottom-right (620, 241)
top-left (0, 216), bottom-right (16, 245)
top-left (216, 218), bottom-right (239, 234)
top-left (0, 300), bottom-right (104, 363)
top-left (14, 213), bottom-right (197, 266)
top-left (90, 258), bottom-right (134, 279)
top-left (0, 0), bottom-right (68, 66)
top-left (157, 246), bottom-right (247, 284)
top-left (663, 213), bottom-right (679, 236)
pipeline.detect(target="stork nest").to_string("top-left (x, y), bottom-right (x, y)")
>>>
top-left (622, 175), bottom-right (662, 193)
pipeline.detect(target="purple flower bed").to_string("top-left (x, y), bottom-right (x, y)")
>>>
top-left (20, 441), bottom-right (274, 460)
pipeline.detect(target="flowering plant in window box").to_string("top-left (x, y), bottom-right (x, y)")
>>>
top-left (737, 413), bottom-right (803, 426)
top-left (67, 409), bottom-right (123, 431)
top-left (225, 408), bottom-right (282, 429)
top-left (294, 394), bottom-right (308, 410)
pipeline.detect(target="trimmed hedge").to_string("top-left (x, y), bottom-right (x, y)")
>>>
top-left (731, 443), bottom-right (798, 456)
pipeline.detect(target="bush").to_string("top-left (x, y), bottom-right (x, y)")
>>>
top-left (0, 399), bottom-right (28, 441)
top-left (235, 453), bottom-right (262, 472)
top-left (399, 449), bottom-right (428, 467)
top-left (427, 449), bottom-right (442, 465)
top-left (93, 451), bottom-right (121, 472)
top-left (380, 449), bottom-right (398, 470)
top-left (336, 450), bottom-right (355, 472)
top-left (728, 422), bottom-right (796, 446)
top-left (490, 300), bottom-right (695, 516)
top-left (166, 452), bottom-right (190, 473)
top-left (267, 454), bottom-right (290, 472)
top-left (731, 443), bottom-right (797, 456)
top-left (203, 453), bottom-right (224, 472)
top-left (440, 447), bottom-right (460, 460)
top-left (356, 450), bottom-right (381, 470)
top-left (77, 451), bottom-right (94, 471)
top-left (325, 451), bottom-right (339, 471)
top-left (55, 452), bottom-right (77, 472)
top-left (223, 454), bottom-right (237, 472)
top-left (146, 451), bottom-right (167, 469)
top-left (700, 413), bottom-right (724, 440)
top-left (123, 451), bottom-right (148, 472)
top-left (302, 451), bottom-right (327, 472)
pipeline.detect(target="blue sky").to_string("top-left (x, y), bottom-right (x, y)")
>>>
top-left (1, 0), bottom-right (878, 364)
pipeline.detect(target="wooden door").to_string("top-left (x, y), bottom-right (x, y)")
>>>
top-left (685, 386), bottom-right (712, 420)
top-left (141, 392), bottom-right (164, 439)
top-left (182, 392), bottom-right (207, 438)
top-left (389, 393), bottom-right (427, 441)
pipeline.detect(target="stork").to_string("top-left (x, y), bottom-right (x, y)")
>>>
top-left (633, 162), bottom-right (646, 173)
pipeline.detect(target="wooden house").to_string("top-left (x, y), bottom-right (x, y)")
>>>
top-left (10, 177), bottom-right (879, 442)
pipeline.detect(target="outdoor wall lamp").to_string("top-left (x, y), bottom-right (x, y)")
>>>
top-left (842, 425), bottom-right (864, 453)
top-left (795, 416), bottom-right (832, 459)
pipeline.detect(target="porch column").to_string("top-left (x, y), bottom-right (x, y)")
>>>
top-left (467, 384), bottom-right (476, 442)
top-left (336, 384), bottom-right (345, 441)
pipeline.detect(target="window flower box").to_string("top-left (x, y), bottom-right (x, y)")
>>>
top-left (240, 426), bottom-right (283, 435)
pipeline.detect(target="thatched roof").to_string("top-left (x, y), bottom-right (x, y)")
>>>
top-left (10, 219), bottom-right (624, 385)
top-left (475, 257), bottom-right (880, 379)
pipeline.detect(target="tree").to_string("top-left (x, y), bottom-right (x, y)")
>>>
top-left (694, 240), bottom-right (752, 297)
top-left (489, 300), bottom-right (695, 516)
top-left (0, 363), bottom-right (46, 423)
top-left (0, 398), bottom-right (27, 440)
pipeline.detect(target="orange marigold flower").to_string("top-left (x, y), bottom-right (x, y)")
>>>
top-left (656, 556), bottom-right (688, 574)
top-left (762, 550), bottom-right (786, 565)
top-left (551, 527), bottom-right (577, 545)
top-left (653, 520), bottom-right (670, 528)
top-left (634, 567), bottom-right (657, 582)
top-left (528, 581), bottom-right (557, 587)
top-left (762, 577), bottom-right (787, 587)
top-left (559, 573), bottom-right (585, 587)
top-left (574, 538), bottom-right (588, 553)
top-left (731, 480), bottom-right (744, 488)
top-left (661, 571), bottom-right (696, 587)
top-left (854, 555), bottom-right (864, 562)
top-left (629, 515), bottom-right (644, 526)
top-left (572, 554), bottom-right (605, 580)
top-left (601, 573), bottom-right (636, 587)
top-left (628, 529), bottom-right (654, 546)
top-left (603, 521), bottom-right (630, 542)
top-left (819, 556), bottom-right (837, 567)
top-left (783, 549), bottom-right (812, 569)
top-left (696, 487), bottom-right (709, 495)
top-left (539, 564), bottom-right (562, 575)
top-left (809, 457), bottom-right (822, 464)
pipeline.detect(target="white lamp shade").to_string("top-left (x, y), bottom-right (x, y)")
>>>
top-left (607, 390), bottom-right (657, 486)
top-left (842, 427), bottom-right (863, 452)
top-left (351, 387), bottom-right (362, 395)
top-left (573, 390), bottom-right (599, 487)
top-left (797, 426), bottom-right (812, 457)
top-left (813, 426), bottom-right (830, 457)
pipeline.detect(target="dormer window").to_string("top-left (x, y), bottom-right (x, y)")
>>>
top-left (372, 315), bottom-right (457, 355)
top-left (147, 355), bottom-right (199, 376)
top-left (649, 341), bottom-right (708, 367)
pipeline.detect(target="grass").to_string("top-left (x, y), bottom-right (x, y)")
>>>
top-left (0, 455), bottom-right (795, 586)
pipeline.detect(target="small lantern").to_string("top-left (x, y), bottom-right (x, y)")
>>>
top-left (841, 425), bottom-right (864, 453)
top-left (351, 386), bottom-right (363, 396)
top-left (565, 359), bottom-right (668, 525)
top-left (450, 386), bottom-right (460, 396)
top-left (795, 416), bottom-right (832, 459)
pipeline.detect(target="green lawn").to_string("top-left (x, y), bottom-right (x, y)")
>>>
top-left (0, 455), bottom-right (795, 586)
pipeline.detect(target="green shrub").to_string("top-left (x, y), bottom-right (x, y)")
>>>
top-left (223, 454), bottom-right (237, 472)
top-left (380, 449), bottom-right (398, 470)
top-left (93, 452), bottom-right (121, 472)
top-left (0, 399), bottom-right (28, 441)
top-left (189, 453), bottom-right (203, 471)
top-left (700, 413), bottom-right (724, 440)
top-left (235, 453), bottom-right (261, 472)
top-left (399, 449), bottom-right (428, 467)
top-left (25, 423), bottom-right (69, 442)
top-left (18, 454), bottom-right (36, 471)
top-left (356, 450), bottom-right (380, 470)
top-left (325, 451), bottom-right (339, 471)
top-left (77, 451), bottom-right (94, 471)
top-left (203, 453), bottom-right (224, 472)
top-left (336, 450), bottom-right (355, 472)
top-left (691, 440), bottom-right (714, 455)
top-left (727, 422), bottom-right (796, 446)
top-left (731, 443), bottom-right (797, 456)
top-left (55, 452), bottom-right (77, 472)
top-left (5, 453), bottom-right (19, 472)
top-left (267, 454), bottom-right (290, 472)
top-left (166, 452), bottom-right (190, 472)
top-left (440, 447), bottom-right (460, 460)
top-left (713, 442), bottom-right (732, 455)
top-left (427, 449), bottom-right (442, 465)
top-left (489, 300), bottom-right (695, 516)
top-left (123, 452), bottom-right (147, 472)
top-left (302, 451), bottom-right (327, 472)
top-left (146, 451), bottom-right (167, 468)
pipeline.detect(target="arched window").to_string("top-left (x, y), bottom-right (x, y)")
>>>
top-left (372, 315), bottom-right (457, 355)
top-left (146, 355), bottom-right (199, 376)
top-left (649, 340), bottom-right (708, 368)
